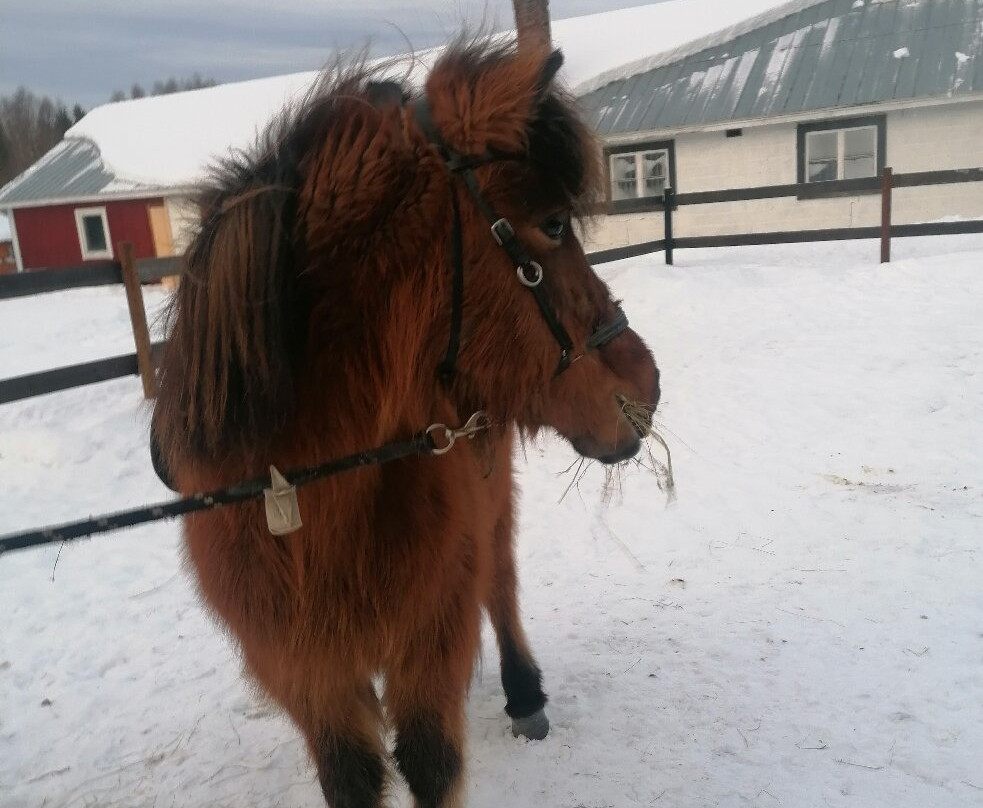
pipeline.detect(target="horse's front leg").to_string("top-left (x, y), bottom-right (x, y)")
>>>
top-left (387, 599), bottom-right (481, 808)
top-left (487, 508), bottom-right (550, 740)
top-left (246, 645), bottom-right (387, 808)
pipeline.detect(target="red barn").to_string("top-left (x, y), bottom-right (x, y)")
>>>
top-left (0, 139), bottom-right (191, 273)
top-left (0, 76), bottom-right (321, 275)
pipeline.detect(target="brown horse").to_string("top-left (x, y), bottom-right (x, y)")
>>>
top-left (153, 39), bottom-right (660, 808)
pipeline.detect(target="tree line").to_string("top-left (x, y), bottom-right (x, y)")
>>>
top-left (109, 73), bottom-right (216, 102)
top-left (0, 75), bottom-right (217, 189)
top-left (0, 90), bottom-right (83, 189)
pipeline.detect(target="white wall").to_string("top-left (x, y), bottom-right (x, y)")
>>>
top-left (165, 196), bottom-right (199, 255)
top-left (585, 100), bottom-right (983, 252)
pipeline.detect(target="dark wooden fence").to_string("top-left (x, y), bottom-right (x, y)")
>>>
top-left (630, 166), bottom-right (983, 265)
top-left (2, 166), bottom-right (982, 405)
top-left (0, 245), bottom-right (176, 405)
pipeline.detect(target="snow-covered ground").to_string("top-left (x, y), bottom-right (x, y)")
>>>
top-left (2, 235), bottom-right (982, 807)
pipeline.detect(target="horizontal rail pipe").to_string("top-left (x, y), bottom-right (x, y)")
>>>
top-left (0, 257), bottom-right (182, 300)
top-left (0, 262), bottom-right (121, 300)
top-left (587, 239), bottom-right (667, 265)
top-left (0, 342), bottom-right (166, 405)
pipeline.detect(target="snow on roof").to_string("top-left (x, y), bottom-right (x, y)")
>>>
top-left (66, 70), bottom-right (324, 188)
top-left (0, 212), bottom-right (10, 241)
top-left (574, 0), bottom-right (824, 97)
top-left (582, 0), bottom-right (983, 136)
top-left (54, 2), bottom-right (794, 191)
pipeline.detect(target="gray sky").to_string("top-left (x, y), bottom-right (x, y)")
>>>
top-left (1, 1), bottom-right (658, 110)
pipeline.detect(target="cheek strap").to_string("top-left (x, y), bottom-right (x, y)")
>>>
top-left (414, 98), bottom-right (574, 378)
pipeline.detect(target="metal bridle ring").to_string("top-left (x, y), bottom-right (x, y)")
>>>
top-left (426, 424), bottom-right (456, 455)
top-left (517, 261), bottom-right (544, 288)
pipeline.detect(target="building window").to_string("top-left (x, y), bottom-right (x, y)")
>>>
top-left (798, 116), bottom-right (886, 185)
top-left (805, 126), bottom-right (877, 181)
top-left (608, 142), bottom-right (676, 210)
top-left (74, 207), bottom-right (113, 260)
top-left (610, 149), bottom-right (670, 201)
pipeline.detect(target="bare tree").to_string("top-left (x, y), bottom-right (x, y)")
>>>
top-left (0, 88), bottom-right (76, 187)
top-left (182, 73), bottom-right (216, 92)
top-left (0, 125), bottom-right (9, 184)
top-left (110, 75), bottom-right (217, 103)
top-left (152, 78), bottom-right (180, 96)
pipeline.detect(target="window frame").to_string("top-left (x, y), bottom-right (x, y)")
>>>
top-left (74, 206), bottom-right (113, 260)
top-left (797, 115), bottom-right (886, 192)
top-left (605, 139), bottom-right (677, 213)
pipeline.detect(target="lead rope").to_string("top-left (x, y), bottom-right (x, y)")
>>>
top-left (0, 412), bottom-right (491, 554)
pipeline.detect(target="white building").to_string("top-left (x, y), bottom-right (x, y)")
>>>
top-left (577, 0), bottom-right (983, 251)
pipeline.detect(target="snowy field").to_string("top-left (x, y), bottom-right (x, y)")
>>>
top-left (1, 235), bottom-right (982, 807)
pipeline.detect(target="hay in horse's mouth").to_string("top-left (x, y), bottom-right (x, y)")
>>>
top-left (617, 395), bottom-right (676, 504)
top-left (558, 398), bottom-right (676, 505)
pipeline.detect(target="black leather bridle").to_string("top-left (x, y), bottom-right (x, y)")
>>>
top-left (413, 99), bottom-right (630, 382)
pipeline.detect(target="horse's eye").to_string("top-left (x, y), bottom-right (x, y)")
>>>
top-left (541, 216), bottom-right (566, 241)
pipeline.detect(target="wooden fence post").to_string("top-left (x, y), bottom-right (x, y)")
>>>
top-left (663, 186), bottom-right (675, 265)
top-left (119, 241), bottom-right (157, 398)
top-left (880, 166), bottom-right (893, 264)
top-left (512, 0), bottom-right (552, 54)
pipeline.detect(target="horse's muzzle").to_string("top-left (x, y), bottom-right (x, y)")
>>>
top-left (572, 434), bottom-right (643, 464)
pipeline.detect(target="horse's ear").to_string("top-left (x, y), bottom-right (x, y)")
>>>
top-left (425, 43), bottom-right (561, 156)
top-left (536, 50), bottom-right (564, 97)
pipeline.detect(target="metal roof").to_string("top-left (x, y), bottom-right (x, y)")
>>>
top-left (579, 0), bottom-right (983, 136)
top-left (0, 138), bottom-right (161, 208)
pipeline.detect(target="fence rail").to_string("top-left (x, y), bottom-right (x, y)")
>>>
top-left (0, 246), bottom-right (176, 403)
top-left (666, 219), bottom-right (983, 252)
top-left (608, 166), bottom-right (983, 210)
top-left (0, 343), bottom-right (166, 405)
top-left (648, 165), bottom-right (983, 265)
top-left (0, 255), bottom-right (180, 301)
top-left (2, 166), bottom-right (981, 405)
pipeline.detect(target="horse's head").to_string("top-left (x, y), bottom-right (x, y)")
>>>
top-left (154, 41), bottom-right (659, 474)
top-left (417, 44), bottom-right (661, 463)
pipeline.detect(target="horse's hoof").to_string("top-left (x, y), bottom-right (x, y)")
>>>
top-left (511, 708), bottom-right (549, 740)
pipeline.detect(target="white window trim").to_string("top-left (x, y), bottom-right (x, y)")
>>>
top-left (74, 206), bottom-right (113, 260)
top-left (805, 125), bottom-right (878, 183)
top-left (609, 149), bottom-right (670, 200)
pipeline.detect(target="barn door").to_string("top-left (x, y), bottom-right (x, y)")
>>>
top-left (147, 203), bottom-right (174, 257)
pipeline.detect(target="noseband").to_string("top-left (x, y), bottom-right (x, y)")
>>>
top-left (413, 99), bottom-right (630, 381)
